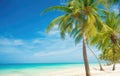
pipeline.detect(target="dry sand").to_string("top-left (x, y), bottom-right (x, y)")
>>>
top-left (46, 64), bottom-right (120, 76)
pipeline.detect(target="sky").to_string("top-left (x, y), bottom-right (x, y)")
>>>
top-left (0, 0), bottom-right (113, 64)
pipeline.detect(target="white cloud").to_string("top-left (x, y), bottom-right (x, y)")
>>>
top-left (33, 47), bottom-right (78, 57)
top-left (0, 27), bottom-right (100, 63)
top-left (33, 39), bottom-right (41, 44)
top-left (37, 31), bottom-right (46, 36)
top-left (49, 30), bottom-right (59, 35)
top-left (0, 37), bottom-right (24, 46)
top-left (14, 40), bottom-right (24, 45)
top-left (38, 24), bottom-right (60, 38)
top-left (48, 25), bottom-right (60, 35)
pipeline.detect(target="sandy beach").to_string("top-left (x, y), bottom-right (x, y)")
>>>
top-left (44, 64), bottom-right (120, 76)
top-left (0, 64), bottom-right (120, 76)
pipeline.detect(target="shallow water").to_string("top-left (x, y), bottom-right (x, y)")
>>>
top-left (0, 63), bottom-right (98, 76)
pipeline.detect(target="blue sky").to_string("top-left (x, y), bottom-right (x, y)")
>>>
top-left (1, 0), bottom-right (118, 64)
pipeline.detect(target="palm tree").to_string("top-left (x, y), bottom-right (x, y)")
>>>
top-left (91, 11), bottom-right (120, 71)
top-left (103, 11), bottom-right (120, 50)
top-left (63, 0), bottom-right (104, 75)
top-left (100, 44), bottom-right (120, 71)
top-left (64, 0), bottom-right (105, 75)
top-left (91, 11), bottom-right (120, 50)
top-left (87, 44), bottom-right (104, 71)
top-left (43, 0), bottom-right (105, 76)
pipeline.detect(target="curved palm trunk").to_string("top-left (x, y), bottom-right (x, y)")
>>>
top-left (83, 33), bottom-right (91, 76)
top-left (110, 34), bottom-right (120, 50)
top-left (87, 45), bottom-right (104, 71)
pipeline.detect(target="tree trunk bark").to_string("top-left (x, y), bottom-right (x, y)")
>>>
top-left (112, 63), bottom-right (116, 71)
top-left (112, 46), bottom-right (116, 71)
top-left (87, 45), bottom-right (104, 71)
top-left (83, 33), bottom-right (91, 76)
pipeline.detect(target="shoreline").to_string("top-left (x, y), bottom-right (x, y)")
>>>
top-left (0, 63), bottom-right (120, 76)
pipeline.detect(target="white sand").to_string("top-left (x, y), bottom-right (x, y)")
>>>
top-left (0, 64), bottom-right (120, 76)
top-left (40, 64), bottom-right (120, 76)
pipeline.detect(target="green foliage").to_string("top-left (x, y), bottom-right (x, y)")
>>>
top-left (44, 0), bottom-right (103, 43)
top-left (100, 44), bottom-right (120, 63)
top-left (43, 0), bottom-right (120, 65)
top-left (46, 15), bottom-right (65, 33)
top-left (91, 10), bottom-right (120, 63)
top-left (42, 6), bottom-right (72, 14)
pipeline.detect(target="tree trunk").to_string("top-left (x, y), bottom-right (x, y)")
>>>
top-left (87, 45), bottom-right (104, 71)
top-left (83, 33), bottom-right (91, 76)
top-left (112, 63), bottom-right (116, 71)
top-left (110, 34), bottom-right (120, 50)
top-left (112, 46), bottom-right (116, 71)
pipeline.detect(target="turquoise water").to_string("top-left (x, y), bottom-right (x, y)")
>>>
top-left (0, 63), bottom-right (83, 70)
top-left (0, 62), bottom-right (98, 70)
top-left (0, 63), bottom-right (99, 76)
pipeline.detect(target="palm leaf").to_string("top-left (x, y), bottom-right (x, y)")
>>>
top-left (46, 15), bottom-right (65, 33)
top-left (42, 6), bottom-right (72, 14)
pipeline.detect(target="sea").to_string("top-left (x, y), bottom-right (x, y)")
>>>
top-left (0, 63), bottom-right (98, 76)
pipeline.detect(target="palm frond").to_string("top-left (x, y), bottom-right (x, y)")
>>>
top-left (46, 15), bottom-right (65, 33)
top-left (42, 6), bottom-right (72, 14)
top-left (75, 33), bottom-right (83, 45)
